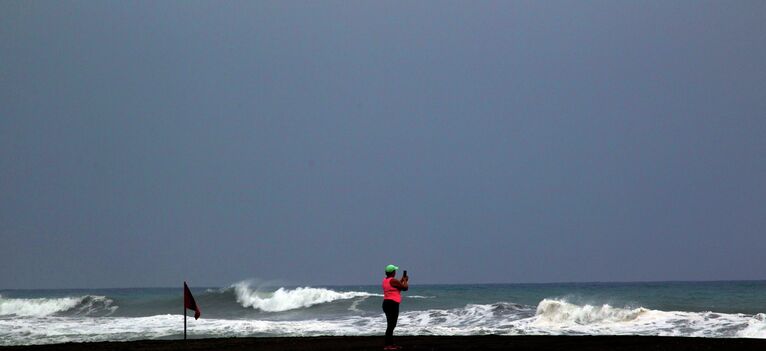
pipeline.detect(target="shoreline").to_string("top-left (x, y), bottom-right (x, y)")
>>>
top-left (4, 335), bottom-right (766, 350)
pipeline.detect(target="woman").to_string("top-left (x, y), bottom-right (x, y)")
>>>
top-left (382, 264), bottom-right (408, 350)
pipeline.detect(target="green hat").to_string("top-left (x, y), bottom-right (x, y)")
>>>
top-left (385, 264), bottom-right (399, 273)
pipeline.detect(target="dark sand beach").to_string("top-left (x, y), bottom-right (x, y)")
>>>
top-left (4, 336), bottom-right (766, 351)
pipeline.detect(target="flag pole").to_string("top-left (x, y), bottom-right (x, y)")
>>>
top-left (183, 280), bottom-right (200, 340)
top-left (184, 282), bottom-right (187, 340)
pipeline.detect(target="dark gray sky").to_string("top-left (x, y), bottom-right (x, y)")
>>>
top-left (2, 1), bottom-right (765, 289)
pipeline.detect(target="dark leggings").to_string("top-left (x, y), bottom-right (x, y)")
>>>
top-left (382, 299), bottom-right (400, 345)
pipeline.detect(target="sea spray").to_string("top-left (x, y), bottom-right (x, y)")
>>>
top-left (232, 281), bottom-right (380, 312)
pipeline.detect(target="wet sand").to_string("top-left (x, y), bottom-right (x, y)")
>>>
top-left (4, 335), bottom-right (766, 351)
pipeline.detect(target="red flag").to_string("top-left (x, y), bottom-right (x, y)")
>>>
top-left (184, 281), bottom-right (201, 320)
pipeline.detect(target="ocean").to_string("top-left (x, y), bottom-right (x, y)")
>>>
top-left (1, 280), bottom-right (765, 345)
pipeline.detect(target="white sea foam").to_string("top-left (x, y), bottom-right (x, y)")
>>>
top-left (232, 282), bottom-right (380, 312)
top-left (737, 313), bottom-right (766, 338)
top-left (348, 296), bottom-right (369, 312)
top-left (517, 298), bottom-right (766, 338)
top-left (2, 299), bottom-right (764, 346)
top-left (0, 295), bottom-right (117, 317)
top-left (0, 314), bottom-right (378, 346)
top-left (397, 302), bottom-right (533, 335)
top-left (0, 304), bottom-right (526, 346)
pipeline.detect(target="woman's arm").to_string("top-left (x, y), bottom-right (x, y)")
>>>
top-left (390, 277), bottom-right (409, 291)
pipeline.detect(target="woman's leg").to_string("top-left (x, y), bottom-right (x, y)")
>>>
top-left (382, 300), bottom-right (400, 346)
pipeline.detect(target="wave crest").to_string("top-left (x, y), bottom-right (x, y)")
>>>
top-left (535, 298), bottom-right (647, 324)
top-left (232, 282), bottom-right (378, 312)
top-left (0, 294), bottom-right (117, 317)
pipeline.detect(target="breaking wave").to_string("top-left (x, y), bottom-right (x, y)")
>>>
top-left (232, 282), bottom-right (380, 312)
top-left (525, 298), bottom-right (766, 338)
top-left (0, 294), bottom-right (117, 317)
top-left (535, 298), bottom-right (646, 324)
